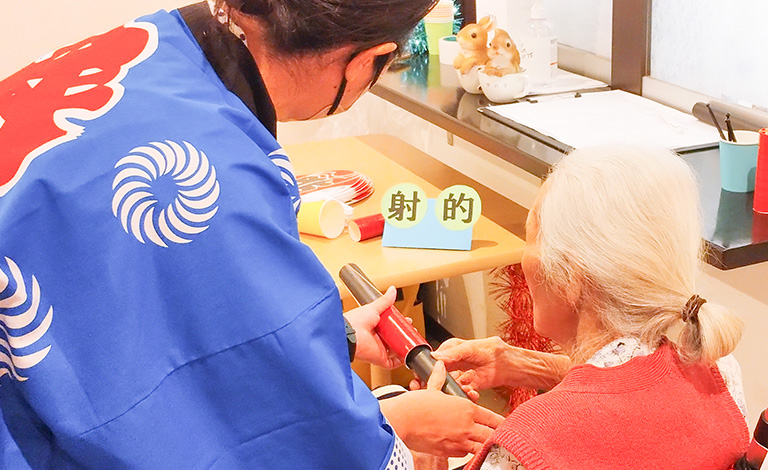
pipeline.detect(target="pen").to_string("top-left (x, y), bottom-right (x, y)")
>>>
top-left (725, 113), bottom-right (737, 142)
top-left (706, 103), bottom-right (726, 140)
top-left (525, 91), bottom-right (582, 104)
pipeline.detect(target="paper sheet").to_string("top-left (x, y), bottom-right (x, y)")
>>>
top-left (528, 68), bottom-right (608, 96)
top-left (484, 90), bottom-right (720, 151)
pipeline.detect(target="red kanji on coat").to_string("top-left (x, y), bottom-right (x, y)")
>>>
top-left (0, 22), bottom-right (156, 195)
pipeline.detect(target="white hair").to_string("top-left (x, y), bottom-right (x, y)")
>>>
top-left (533, 146), bottom-right (742, 363)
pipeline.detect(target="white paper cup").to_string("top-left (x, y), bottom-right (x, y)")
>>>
top-left (297, 199), bottom-right (346, 238)
top-left (438, 35), bottom-right (460, 65)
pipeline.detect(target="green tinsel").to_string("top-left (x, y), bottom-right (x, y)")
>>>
top-left (404, 0), bottom-right (463, 57)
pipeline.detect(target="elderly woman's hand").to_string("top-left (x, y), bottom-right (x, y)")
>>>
top-left (411, 337), bottom-right (571, 394)
top-left (380, 361), bottom-right (504, 458)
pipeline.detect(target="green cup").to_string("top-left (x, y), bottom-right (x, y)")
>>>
top-left (424, 20), bottom-right (453, 55)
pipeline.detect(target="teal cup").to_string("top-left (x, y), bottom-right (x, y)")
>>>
top-left (719, 130), bottom-right (760, 192)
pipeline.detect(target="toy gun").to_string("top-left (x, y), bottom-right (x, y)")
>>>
top-left (339, 263), bottom-right (468, 399)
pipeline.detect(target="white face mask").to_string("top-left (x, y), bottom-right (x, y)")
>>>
top-left (305, 101), bottom-right (351, 120)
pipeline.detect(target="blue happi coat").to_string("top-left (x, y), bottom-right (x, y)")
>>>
top-left (0, 8), bottom-right (400, 469)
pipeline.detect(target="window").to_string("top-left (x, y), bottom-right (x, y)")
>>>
top-left (650, 0), bottom-right (768, 112)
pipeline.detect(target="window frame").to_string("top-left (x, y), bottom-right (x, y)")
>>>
top-left (611, 0), bottom-right (651, 94)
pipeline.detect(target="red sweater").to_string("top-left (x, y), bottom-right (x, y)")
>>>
top-left (467, 342), bottom-right (749, 470)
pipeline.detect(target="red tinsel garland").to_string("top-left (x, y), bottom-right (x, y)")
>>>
top-left (490, 264), bottom-right (556, 413)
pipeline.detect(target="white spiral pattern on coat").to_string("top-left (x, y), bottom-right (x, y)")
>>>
top-left (112, 141), bottom-right (220, 247)
top-left (0, 257), bottom-right (53, 382)
top-left (268, 148), bottom-right (301, 213)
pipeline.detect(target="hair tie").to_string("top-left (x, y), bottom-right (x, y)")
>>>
top-left (681, 295), bottom-right (706, 323)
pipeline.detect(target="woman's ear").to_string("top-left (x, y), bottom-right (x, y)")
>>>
top-left (564, 274), bottom-right (584, 308)
top-left (345, 42), bottom-right (397, 82)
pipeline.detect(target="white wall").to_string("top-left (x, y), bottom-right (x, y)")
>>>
top-left (0, 0), bottom-right (189, 80)
top-left (548, 0), bottom-right (612, 59)
top-left (475, 0), bottom-right (612, 59)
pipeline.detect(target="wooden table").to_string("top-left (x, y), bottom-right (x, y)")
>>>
top-left (287, 135), bottom-right (526, 387)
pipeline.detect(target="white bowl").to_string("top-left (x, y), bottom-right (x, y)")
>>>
top-left (455, 65), bottom-right (483, 94)
top-left (478, 70), bottom-right (530, 103)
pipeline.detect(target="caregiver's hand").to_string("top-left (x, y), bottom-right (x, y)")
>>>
top-left (380, 361), bottom-right (504, 458)
top-left (343, 286), bottom-right (403, 369)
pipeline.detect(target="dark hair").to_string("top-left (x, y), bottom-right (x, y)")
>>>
top-left (219, 0), bottom-right (437, 56)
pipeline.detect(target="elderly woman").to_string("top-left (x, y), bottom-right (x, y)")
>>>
top-left (433, 146), bottom-right (749, 469)
top-left (0, 1), bottom-right (503, 468)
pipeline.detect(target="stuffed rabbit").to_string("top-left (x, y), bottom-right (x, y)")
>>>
top-left (453, 16), bottom-right (495, 75)
top-left (484, 28), bottom-right (522, 76)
